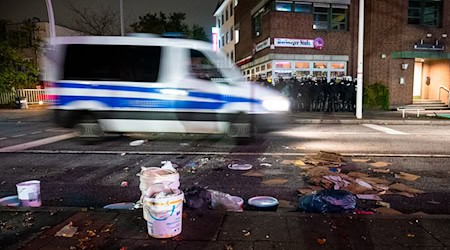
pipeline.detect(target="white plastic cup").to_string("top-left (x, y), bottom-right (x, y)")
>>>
top-left (138, 167), bottom-right (180, 201)
top-left (16, 180), bottom-right (41, 207)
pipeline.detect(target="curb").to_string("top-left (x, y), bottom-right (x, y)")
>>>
top-left (292, 119), bottom-right (450, 125)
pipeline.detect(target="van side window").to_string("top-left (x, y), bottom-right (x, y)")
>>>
top-left (64, 44), bottom-right (161, 82)
top-left (189, 49), bottom-right (225, 83)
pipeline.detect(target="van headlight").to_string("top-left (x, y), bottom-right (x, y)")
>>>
top-left (262, 98), bottom-right (290, 111)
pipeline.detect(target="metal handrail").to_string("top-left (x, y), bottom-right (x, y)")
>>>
top-left (439, 85), bottom-right (450, 107)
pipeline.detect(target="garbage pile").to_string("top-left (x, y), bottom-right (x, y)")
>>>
top-left (295, 151), bottom-right (424, 214)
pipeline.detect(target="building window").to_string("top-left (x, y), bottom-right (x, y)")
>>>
top-left (226, 32), bottom-right (229, 43)
top-left (256, 66), bottom-right (260, 72)
top-left (230, 26), bottom-right (234, 40)
top-left (314, 62), bottom-right (327, 69)
top-left (226, 7), bottom-right (229, 21)
top-left (313, 4), bottom-right (348, 31)
top-left (275, 62), bottom-right (291, 68)
top-left (295, 62), bottom-right (309, 69)
top-left (235, 0), bottom-right (238, 7)
top-left (267, 62), bottom-right (272, 69)
top-left (235, 29), bottom-right (240, 43)
top-left (221, 35), bottom-right (224, 47)
top-left (331, 63), bottom-right (345, 69)
top-left (230, 51), bottom-right (234, 61)
top-left (252, 14), bottom-right (261, 37)
top-left (408, 0), bottom-right (442, 27)
top-left (294, 2), bottom-right (312, 13)
top-left (230, 3), bottom-right (233, 16)
top-left (275, 1), bottom-right (292, 12)
top-left (261, 65), bottom-right (266, 71)
top-left (222, 14), bottom-right (224, 25)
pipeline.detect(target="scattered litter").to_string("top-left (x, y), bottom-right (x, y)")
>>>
top-left (427, 200), bottom-right (441, 205)
top-left (395, 192), bottom-right (415, 198)
top-left (228, 164), bottom-right (253, 171)
top-left (242, 230), bottom-right (251, 237)
top-left (183, 186), bottom-right (211, 210)
top-left (103, 202), bottom-right (135, 210)
top-left (394, 172), bottom-right (421, 181)
top-left (120, 181), bottom-right (128, 187)
top-left (277, 199), bottom-right (294, 208)
top-left (347, 172), bottom-right (369, 178)
top-left (123, 167), bottom-right (130, 172)
top-left (208, 190), bottom-right (243, 212)
top-left (160, 161), bottom-right (176, 171)
top-left (376, 201), bottom-right (391, 208)
top-left (120, 153), bottom-right (126, 156)
top-left (55, 222), bottom-right (78, 237)
top-left (389, 183), bottom-right (424, 194)
top-left (298, 190), bottom-right (356, 213)
top-left (180, 143), bottom-right (190, 146)
top-left (369, 162), bottom-right (391, 168)
top-left (407, 233), bottom-right (415, 238)
top-left (248, 196), bottom-right (279, 211)
top-left (225, 244), bottom-right (234, 250)
top-left (410, 211), bottom-right (429, 216)
top-left (352, 158), bottom-right (371, 163)
top-left (372, 168), bottom-right (390, 174)
top-left (373, 207), bottom-right (403, 215)
top-left (281, 160), bottom-right (294, 165)
top-left (294, 160), bottom-right (306, 166)
top-left (241, 170), bottom-right (264, 177)
top-left (356, 194), bottom-right (382, 201)
top-left (323, 175), bottom-right (350, 190)
top-left (317, 238), bottom-right (327, 245)
top-left (0, 195), bottom-right (20, 207)
top-left (354, 179), bottom-right (373, 190)
top-left (297, 188), bottom-right (316, 195)
top-left (129, 140), bottom-right (146, 146)
top-left (355, 209), bottom-right (374, 215)
top-left (262, 178), bottom-right (289, 185)
top-left (260, 163), bottom-right (272, 167)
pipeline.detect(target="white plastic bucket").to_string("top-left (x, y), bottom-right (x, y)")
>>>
top-left (138, 167), bottom-right (180, 199)
top-left (16, 180), bottom-right (41, 207)
top-left (143, 192), bottom-right (184, 238)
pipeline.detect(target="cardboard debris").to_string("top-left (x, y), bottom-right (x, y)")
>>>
top-left (323, 175), bottom-right (351, 190)
top-left (394, 172), bottom-right (421, 181)
top-left (281, 160), bottom-right (294, 165)
top-left (373, 168), bottom-right (391, 174)
top-left (389, 183), bottom-right (425, 194)
top-left (376, 201), bottom-right (391, 208)
top-left (297, 188), bottom-right (315, 195)
top-left (55, 222), bottom-right (78, 237)
top-left (294, 160), bottom-right (306, 166)
top-left (373, 207), bottom-right (403, 215)
top-left (242, 170), bottom-right (265, 177)
top-left (306, 167), bottom-right (337, 177)
top-left (262, 178), bottom-right (289, 185)
top-left (356, 194), bottom-right (382, 201)
top-left (315, 151), bottom-right (343, 162)
top-left (278, 199), bottom-right (294, 208)
top-left (347, 172), bottom-right (370, 178)
top-left (342, 183), bottom-right (372, 194)
top-left (352, 158), bottom-right (371, 163)
top-left (396, 192), bottom-right (415, 198)
top-left (354, 179), bottom-right (373, 189)
top-left (427, 200), bottom-right (441, 205)
top-left (369, 162), bottom-right (391, 168)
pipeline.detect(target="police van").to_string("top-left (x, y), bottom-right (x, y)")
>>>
top-left (45, 35), bottom-right (290, 139)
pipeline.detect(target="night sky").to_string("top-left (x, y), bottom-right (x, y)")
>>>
top-left (0, 0), bottom-right (218, 34)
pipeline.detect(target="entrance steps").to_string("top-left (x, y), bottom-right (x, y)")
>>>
top-left (397, 99), bottom-right (449, 118)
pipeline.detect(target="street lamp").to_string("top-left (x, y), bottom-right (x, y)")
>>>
top-left (356, 0), bottom-right (364, 119)
top-left (44, 0), bottom-right (55, 41)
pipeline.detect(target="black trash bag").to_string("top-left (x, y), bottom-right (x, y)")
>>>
top-left (298, 190), bottom-right (356, 213)
top-left (183, 186), bottom-right (212, 210)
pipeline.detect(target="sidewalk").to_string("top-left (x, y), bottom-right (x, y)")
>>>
top-left (1, 206), bottom-right (449, 250)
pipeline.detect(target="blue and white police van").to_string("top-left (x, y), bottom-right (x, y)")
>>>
top-left (45, 35), bottom-right (290, 139)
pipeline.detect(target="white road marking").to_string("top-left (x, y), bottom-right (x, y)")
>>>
top-left (30, 131), bottom-right (43, 135)
top-left (11, 134), bottom-right (27, 138)
top-left (0, 133), bottom-right (75, 153)
top-left (362, 124), bottom-right (408, 135)
top-left (0, 137), bottom-right (6, 141)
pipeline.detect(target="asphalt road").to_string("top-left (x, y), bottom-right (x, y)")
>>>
top-left (1, 109), bottom-right (449, 214)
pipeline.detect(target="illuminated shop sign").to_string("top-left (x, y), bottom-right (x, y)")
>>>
top-left (274, 37), bottom-right (325, 50)
top-left (255, 37), bottom-right (271, 52)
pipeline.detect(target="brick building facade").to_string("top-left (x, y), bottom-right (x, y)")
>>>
top-left (233, 0), bottom-right (449, 108)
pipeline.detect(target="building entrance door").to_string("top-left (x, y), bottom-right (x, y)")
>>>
top-left (413, 62), bottom-right (423, 99)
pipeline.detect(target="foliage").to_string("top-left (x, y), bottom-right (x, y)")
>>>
top-left (0, 19), bottom-right (39, 93)
top-left (65, 1), bottom-right (119, 35)
top-left (363, 82), bottom-right (390, 110)
top-left (131, 12), bottom-right (209, 41)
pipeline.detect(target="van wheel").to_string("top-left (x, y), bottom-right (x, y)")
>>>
top-left (227, 114), bottom-right (257, 142)
top-left (74, 114), bottom-right (104, 143)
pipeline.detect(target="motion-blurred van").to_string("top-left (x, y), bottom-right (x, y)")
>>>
top-left (44, 35), bottom-right (290, 139)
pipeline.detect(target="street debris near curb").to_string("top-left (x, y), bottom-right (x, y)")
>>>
top-left (294, 151), bottom-right (425, 214)
top-left (129, 140), bottom-right (146, 146)
top-left (55, 222), bottom-right (78, 237)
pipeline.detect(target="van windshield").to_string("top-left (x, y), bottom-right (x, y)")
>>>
top-left (201, 50), bottom-right (246, 84)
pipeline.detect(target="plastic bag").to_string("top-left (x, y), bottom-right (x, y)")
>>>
top-left (298, 190), bottom-right (356, 213)
top-left (208, 190), bottom-right (243, 212)
top-left (183, 186), bottom-right (212, 210)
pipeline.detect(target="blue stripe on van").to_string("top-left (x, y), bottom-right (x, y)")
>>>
top-left (59, 96), bottom-right (225, 109)
top-left (55, 82), bottom-right (260, 104)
